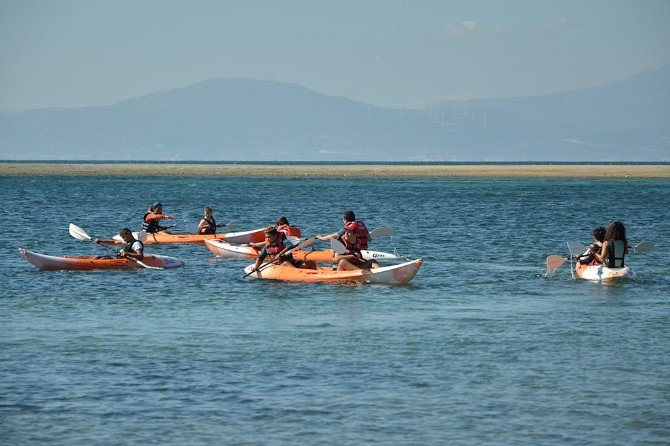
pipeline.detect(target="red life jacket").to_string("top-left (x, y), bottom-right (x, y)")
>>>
top-left (344, 220), bottom-right (370, 250)
top-left (265, 233), bottom-right (289, 259)
top-left (277, 224), bottom-right (301, 237)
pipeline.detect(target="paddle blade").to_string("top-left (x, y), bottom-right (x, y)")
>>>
top-left (287, 236), bottom-right (301, 246)
top-left (633, 241), bottom-right (653, 253)
top-left (69, 223), bottom-right (92, 241)
top-left (224, 220), bottom-right (238, 229)
top-left (546, 255), bottom-right (567, 271)
top-left (370, 227), bottom-right (394, 238)
top-left (137, 230), bottom-right (148, 242)
top-left (567, 241), bottom-right (587, 257)
top-left (295, 237), bottom-right (316, 251)
top-left (330, 238), bottom-right (347, 254)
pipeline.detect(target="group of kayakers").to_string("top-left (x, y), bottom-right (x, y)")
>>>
top-left (576, 220), bottom-right (628, 268)
top-left (100, 202), bottom-right (382, 273)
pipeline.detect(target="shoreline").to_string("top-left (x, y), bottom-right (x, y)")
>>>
top-left (1, 162), bottom-right (669, 178)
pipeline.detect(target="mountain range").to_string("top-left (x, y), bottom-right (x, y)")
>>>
top-left (1, 66), bottom-right (668, 161)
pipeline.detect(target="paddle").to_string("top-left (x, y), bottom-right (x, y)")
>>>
top-left (331, 238), bottom-right (348, 255)
top-left (242, 237), bottom-right (316, 278)
top-left (631, 241), bottom-right (653, 253)
top-left (68, 223), bottom-right (161, 270)
top-left (186, 219), bottom-right (238, 234)
top-left (369, 227), bottom-right (394, 238)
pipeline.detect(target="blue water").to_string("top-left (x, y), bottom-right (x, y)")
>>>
top-left (1, 175), bottom-right (669, 445)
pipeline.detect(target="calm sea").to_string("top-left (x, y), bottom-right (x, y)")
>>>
top-left (1, 175), bottom-right (669, 445)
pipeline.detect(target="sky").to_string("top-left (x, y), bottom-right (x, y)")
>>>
top-left (1, 0), bottom-right (669, 111)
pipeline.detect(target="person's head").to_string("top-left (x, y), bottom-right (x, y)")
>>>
top-left (204, 207), bottom-right (212, 217)
top-left (119, 228), bottom-right (134, 242)
top-left (592, 226), bottom-right (606, 243)
top-left (343, 210), bottom-right (355, 223)
top-left (605, 221), bottom-right (627, 241)
top-left (276, 216), bottom-right (289, 226)
top-left (265, 226), bottom-right (279, 241)
top-left (149, 202), bottom-right (163, 213)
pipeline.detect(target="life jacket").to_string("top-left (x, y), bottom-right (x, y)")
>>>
top-left (344, 220), bottom-right (370, 250)
top-left (200, 216), bottom-right (216, 234)
top-left (277, 224), bottom-right (301, 237)
top-left (607, 240), bottom-right (626, 268)
top-left (121, 240), bottom-right (144, 256)
top-left (142, 212), bottom-right (161, 233)
top-left (579, 242), bottom-right (602, 265)
top-left (341, 236), bottom-right (365, 266)
top-left (265, 233), bottom-right (291, 260)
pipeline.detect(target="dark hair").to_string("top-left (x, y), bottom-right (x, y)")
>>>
top-left (277, 216), bottom-right (289, 226)
top-left (204, 207), bottom-right (212, 214)
top-left (605, 221), bottom-right (627, 244)
top-left (148, 202), bottom-right (162, 212)
top-left (264, 226), bottom-right (278, 235)
top-left (592, 226), bottom-right (606, 243)
top-left (343, 210), bottom-right (355, 222)
top-left (119, 228), bottom-right (133, 237)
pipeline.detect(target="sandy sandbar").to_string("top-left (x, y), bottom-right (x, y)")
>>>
top-left (1, 163), bottom-right (669, 178)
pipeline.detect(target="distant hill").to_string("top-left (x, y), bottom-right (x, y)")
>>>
top-left (1, 66), bottom-right (669, 161)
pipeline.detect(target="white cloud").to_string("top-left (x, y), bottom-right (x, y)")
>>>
top-left (433, 20), bottom-right (478, 38)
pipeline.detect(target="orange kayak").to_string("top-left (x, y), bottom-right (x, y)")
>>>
top-left (243, 259), bottom-right (423, 284)
top-left (19, 248), bottom-right (185, 271)
top-left (101, 227), bottom-right (266, 245)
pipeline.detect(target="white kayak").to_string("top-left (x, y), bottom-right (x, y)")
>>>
top-left (575, 262), bottom-right (635, 281)
top-left (205, 239), bottom-right (401, 262)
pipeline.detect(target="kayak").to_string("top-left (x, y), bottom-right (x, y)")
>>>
top-left (19, 248), bottom-right (185, 271)
top-left (243, 258), bottom-right (423, 285)
top-left (204, 239), bottom-right (401, 262)
top-left (102, 227), bottom-right (266, 245)
top-left (575, 262), bottom-right (635, 281)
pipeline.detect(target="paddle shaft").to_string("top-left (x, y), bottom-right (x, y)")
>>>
top-left (243, 237), bottom-right (315, 278)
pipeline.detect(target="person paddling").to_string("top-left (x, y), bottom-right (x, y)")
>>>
top-left (594, 221), bottom-right (629, 268)
top-left (316, 210), bottom-right (372, 250)
top-left (577, 226), bottom-right (606, 265)
top-left (95, 228), bottom-right (144, 260)
top-left (250, 226), bottom-right (316, 272)
top-left (142, 202), bottom-right (174, 234)
top-left (276, 216), bottom-right (302, 238)
top-left (336, 229), bottom-right (380, 271)
top-left (197, 207), bottom-right (219, 235)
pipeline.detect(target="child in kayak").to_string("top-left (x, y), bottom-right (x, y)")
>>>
top-left (142, 202), bottom-right (174, 233)
top-left (336, 229), bottom-right (380, 271)
top-left (316, 210), bottom-right (372, 250)
top-left (577, 226), bottom-right (606, 265)
top-left (276, 216), bottom-right (301, 238)
top-left (197, 207), bottom-right (219, 234)
top-left (250, 226), bottom-right (316, 272)
top-left (94, 228), bottom-right (144, 260)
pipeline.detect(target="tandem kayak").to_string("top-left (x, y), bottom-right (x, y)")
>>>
top-left (575, 262), bottom-right (635, 281)
top-left (102, 227), bottom-right (266, 245)
top-left (19, 248), bottom-right (185, 271)
top-left (243, 258), bottom-right (423, 285)
top-left (205, 239), bottom-right (402, 262)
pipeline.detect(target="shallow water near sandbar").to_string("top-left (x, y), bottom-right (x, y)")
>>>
top-left (1, 175), bottom-right (669, 445)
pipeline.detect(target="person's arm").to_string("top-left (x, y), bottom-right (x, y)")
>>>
top-left (252, 247), bottom-right (269, 271)
top-left (317, 228), bottom-right (345, 241)
top-left (146, 213), bottom-right (174, 221)
top-left (594, 241), bottom-right (608, 264)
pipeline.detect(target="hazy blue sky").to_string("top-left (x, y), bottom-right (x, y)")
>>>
top-left (1, 0), bottom-right (668, 111)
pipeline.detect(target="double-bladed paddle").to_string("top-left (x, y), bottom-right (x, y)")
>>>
top-left (68, 223), bottom-right (161, 270)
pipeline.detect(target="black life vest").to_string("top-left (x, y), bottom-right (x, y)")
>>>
top-left (607, 240), bottom-right (626, 268)
top-left (142, 212), bottom-right (161, 233)
top-left (121, 240), bottom-right (144, 256)
top-left (200, 216), bottom-right (217, 234)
